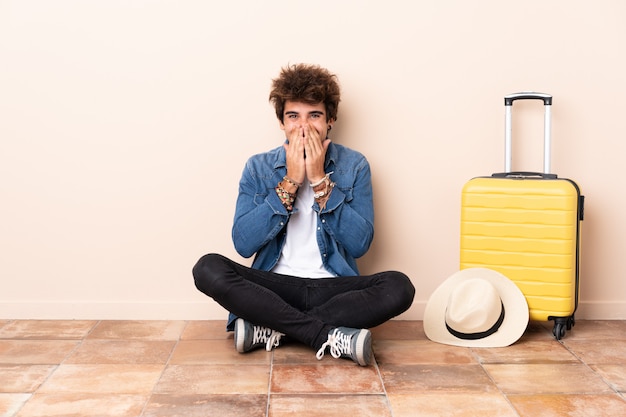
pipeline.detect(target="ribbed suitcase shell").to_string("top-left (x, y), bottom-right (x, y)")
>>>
top-left (460, 176), bottom-right (582, 323)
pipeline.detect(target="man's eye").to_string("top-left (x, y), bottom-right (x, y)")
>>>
top-left (287, 114), bottom-right (297, 119)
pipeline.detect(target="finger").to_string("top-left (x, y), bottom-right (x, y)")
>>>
top-left (289, 129), bottom-right (305, 154)
top-left (285, 129), bottom-right (306, 183)
top-left (288, 127), bottom-right (300, 145)
top-left (306, 124), bottom-right (322, 144)
top-left (303, 127), bottom-right (328, 181)
top-left (304, 125), bottom-right (322, 155)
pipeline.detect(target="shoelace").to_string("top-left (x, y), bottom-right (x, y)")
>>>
top-left (253, 326), bottom-right (284, 352)
top-left (316, 328), bottom-right (352, 360)
top-left (265, 330), bottom-right (284, 351)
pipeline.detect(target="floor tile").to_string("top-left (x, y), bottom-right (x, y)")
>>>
top-left (87, 320), bottom-right (186, 340)
top-left (509, 393), bottom-right (626, 417)
top-left (0, 393), bottom-right (31, 417)
top-left (370, 320), bottom-right (425, 340)
top-left (14, 393), bottom-right (148, 417)
top-left (155, 365), bottom-right (269, 395)
top-left (269, 394), bottom-right (391, 417)
top-left (0, 365), bottom-right (56, 393)
top-left (591, 364), bottom-right (626, 392)
top-left (374, 340), bottom-right (477, 365)
top-left (556, 320), bottom-right (626, 341)
top-left (0, 340), bottom-right (79, 364)
top-left (143, 394), bottom-right (267, 417)
top-left (388, 393), bottom-right (518, 417)
top-left (2, 319), bottom-right (625, 417)
top-left (0, 320), bottom-right (97, 340)
top-left (380, 364), bottom-right (496, 394)
top-left (520, 321), bottom-right (557, 341)
top-left (272, 342), bottom-right (349, 366)
top-left (271, 364), bottom-right (383, 394)
top-left (180, 320), bottom-right (230, 340)
top-left (64, 340), bottom-right (176, 364)
top-left (483, 363), bottom-right (613, 394)
top-left (37, 364), bottom-right (164, 394)
top-left (169, 339), bottom-right (270, 365)
top-left (472, 340), bottom-right (578, 364)
top-left (563, 339), bottom-right (626, 364)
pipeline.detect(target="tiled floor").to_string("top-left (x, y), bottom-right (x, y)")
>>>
top-left (1, 320), bottom-right (626, 417)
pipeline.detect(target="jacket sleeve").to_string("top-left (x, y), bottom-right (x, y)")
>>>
top-left (316, 156), bottom-right (375, 258)
top-left (231, 160), bottom-right (289, 259)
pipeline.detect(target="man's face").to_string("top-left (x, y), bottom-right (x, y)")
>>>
top-left (279, 101), bottom-right (334, 140)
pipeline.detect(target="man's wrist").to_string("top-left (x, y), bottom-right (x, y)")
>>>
top-left (310, 172), bottom-right (333, 188)
top-left (280, 180), bottom-right (299, 195)
top-left (283, 175), bottom-right (302, 190)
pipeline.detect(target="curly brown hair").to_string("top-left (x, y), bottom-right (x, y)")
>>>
top-left (269, 64), bottom-right (341, 123)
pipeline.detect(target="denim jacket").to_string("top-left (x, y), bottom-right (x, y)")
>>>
top-left (232, 141), bottom-right (375, 276)
top-left (226, 141), bottom-right (375, 330)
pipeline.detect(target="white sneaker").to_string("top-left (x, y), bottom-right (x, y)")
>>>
top-left (234, 318), bottom-right (284, 353)
top-left (315, 327), bottom-right (372, 366)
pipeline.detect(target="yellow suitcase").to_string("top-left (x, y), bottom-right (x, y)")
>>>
top-left (460, 93), bottom-right (584, 340)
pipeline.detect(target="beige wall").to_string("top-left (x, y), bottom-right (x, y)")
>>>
top-left (1, 1), bottom-right (624, 320)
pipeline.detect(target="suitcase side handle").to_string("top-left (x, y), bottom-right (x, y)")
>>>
top-left (504, 92), bottom-right (553, 174)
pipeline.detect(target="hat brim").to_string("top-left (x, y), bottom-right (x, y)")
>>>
top-left (424, 268), bottom-right (529, 347)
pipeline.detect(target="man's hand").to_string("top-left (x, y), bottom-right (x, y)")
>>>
top-left (303, 124), bottom-right (330, 184)
top-left (283, 127), bottom-right (306, 185)
top-left (283, 123), bottom-right (330, 186)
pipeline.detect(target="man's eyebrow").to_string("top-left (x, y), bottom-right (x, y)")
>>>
top-left (284, 110), bottom-right (325, 116)
top-left (285, 110), bottom-right (324, 115)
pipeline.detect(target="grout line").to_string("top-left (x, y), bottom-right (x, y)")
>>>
top-left (84, 319), bottom-right (101, 339)
top-left (372, 352), bottom-right (396, 417)
top-left (137, 319), bottom-right (186, 417)
top-left (267, 348), bottom-right (275, 417)
top-left (558, 337), bottom-right (624, 396)
top-left (34, 320), bottom-right (104, 389)
top-left (471, 347), bottom-right (523, 417)
top-left (9, 320), bottom-right (104, 417)
top-left (57, 320), bottom-right (100, 365)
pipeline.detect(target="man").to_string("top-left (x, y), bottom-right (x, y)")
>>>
top-left (193, 64), bottom-right (415, 366)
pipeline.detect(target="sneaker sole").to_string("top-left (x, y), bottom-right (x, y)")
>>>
top-left (355, 329), bottom-right (372, 366)
top-left (234, 318), bottom-right (246, 353)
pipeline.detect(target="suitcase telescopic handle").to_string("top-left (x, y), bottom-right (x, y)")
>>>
top-left (504, 92), bottom-right (552, 106)
top-left (504, 92), bottom-right (553, 173)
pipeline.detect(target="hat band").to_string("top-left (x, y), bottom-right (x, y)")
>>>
top-left (445, 302), bottom-right (506, 340)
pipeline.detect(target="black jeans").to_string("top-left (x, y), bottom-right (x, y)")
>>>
top-left (193, 253), bottom-right (416, 350)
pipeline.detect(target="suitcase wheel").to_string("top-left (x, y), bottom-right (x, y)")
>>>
top-left (551, 315), bottom-right (575, 340)
top-left (553, 322), bottom-right (566, 340)
top-left (567, 315), bottom-right (575, 330)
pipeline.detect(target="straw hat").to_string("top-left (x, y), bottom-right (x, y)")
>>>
top-left (424, 268), bottom-right (529, 347)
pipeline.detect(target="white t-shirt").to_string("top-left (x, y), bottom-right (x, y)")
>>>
top-left (271, 179), bottom-right (334, 278)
